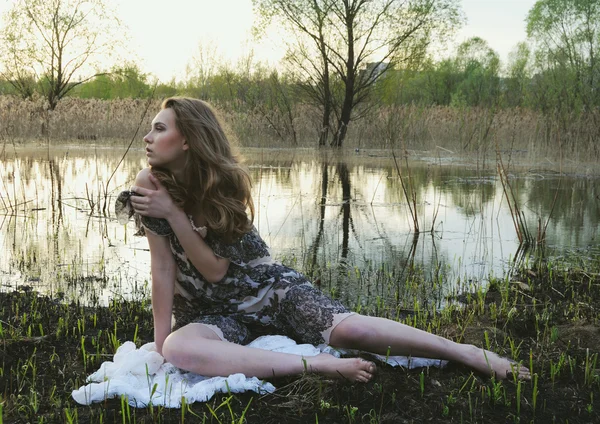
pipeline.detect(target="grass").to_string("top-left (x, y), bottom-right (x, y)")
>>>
top-left (1, 252), bottom-right (599, 423)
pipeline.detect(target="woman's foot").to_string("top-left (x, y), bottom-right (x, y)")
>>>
top-left (465, 345), bottom-right (531, 380)
top-left (305, 353), bottom-right (376, 383)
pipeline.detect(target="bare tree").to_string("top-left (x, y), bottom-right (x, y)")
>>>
top-left (0, 0), bottom-right (124, 110)
top-left (1, 17), bottom-right (38, 99)
top-left (185, 39), bottom-right (222, 99)
top-left (254, 0), bottom-right (463, 147)
top-left (270, 0), bottom-right (335, 146)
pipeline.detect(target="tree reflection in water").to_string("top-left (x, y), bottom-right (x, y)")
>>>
top-left (1, 147), bottom-right (598, 306)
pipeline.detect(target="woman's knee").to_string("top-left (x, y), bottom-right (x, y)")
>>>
top-left (162, 323), bottom-right (221, 366)
top-left (330, 316), bottom-right (378, 347)
top-left (161, 331), bottom-right (187, 365)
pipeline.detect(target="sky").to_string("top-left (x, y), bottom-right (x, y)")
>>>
top-left (0, 0), bottom-right (538, 82)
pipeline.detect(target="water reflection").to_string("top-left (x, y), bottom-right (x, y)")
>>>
top-left (0, 146), bottom-right (598, 306)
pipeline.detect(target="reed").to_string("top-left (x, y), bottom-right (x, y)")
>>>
top-left (496, 148), bottom-right (532, 245)
top-left (391, 151), bottom-right (420, 234)
top-left (1, 96), bottom-right (599, 162)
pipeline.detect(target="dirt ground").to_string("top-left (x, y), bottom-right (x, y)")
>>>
top-left (1, 263), bottom-right (599, 423)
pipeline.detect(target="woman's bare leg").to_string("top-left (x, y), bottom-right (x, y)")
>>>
top-left (161, 323), bottom-right (376, 382)
top-left (329, 315), bottom-right (530, 380)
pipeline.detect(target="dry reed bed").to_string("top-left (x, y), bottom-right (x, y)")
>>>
top-left (1, 96), bottom-right (598, 161)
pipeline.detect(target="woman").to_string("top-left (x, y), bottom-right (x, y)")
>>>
top-left (123, 97), bottom-right (529, 383)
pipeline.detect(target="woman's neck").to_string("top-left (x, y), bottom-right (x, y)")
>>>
top-left (171, 168), bottom-right (185, 181)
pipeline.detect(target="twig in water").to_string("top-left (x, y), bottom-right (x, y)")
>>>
top-left (392, 151), bottom-right (419, 233)
top-left (496, 148), bottom-right (530, 245)
top-left (101, 84), bottom-right (158, 215)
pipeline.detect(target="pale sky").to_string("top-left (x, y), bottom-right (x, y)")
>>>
top-left (0, 0), bottom-right (538, 82)
top-left (455, 0), bottom-right (537, 59)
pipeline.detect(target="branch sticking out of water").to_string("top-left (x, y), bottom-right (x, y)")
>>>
top-left (392, 150), bottom-right (419, 234)
top-left (496, 149), bottom-right (531, 245)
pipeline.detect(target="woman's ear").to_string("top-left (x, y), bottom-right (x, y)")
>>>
top-left (182, 139), bottom-right (189, 151)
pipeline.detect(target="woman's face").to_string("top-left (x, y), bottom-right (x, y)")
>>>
top-left (143, 108), bottom-right (188, 172)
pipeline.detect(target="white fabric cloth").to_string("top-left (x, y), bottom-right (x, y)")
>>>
top-left (72, 335), bottom-right (447, 408)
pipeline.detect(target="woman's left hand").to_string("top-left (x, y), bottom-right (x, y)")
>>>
top-left (129, 174), bottom-right (180, 219)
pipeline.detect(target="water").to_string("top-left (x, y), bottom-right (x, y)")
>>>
top-left (1, 145), bottom-right (598, 305)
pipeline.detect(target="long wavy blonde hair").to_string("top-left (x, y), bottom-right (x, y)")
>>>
top-left (151, 97), bottom-right (254, 241)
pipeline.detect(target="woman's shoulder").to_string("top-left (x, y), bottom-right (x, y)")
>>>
top-left (134, 167), bottom-right (153, 189)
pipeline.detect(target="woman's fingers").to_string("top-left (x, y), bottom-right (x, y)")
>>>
top-left (128, 181), bottom-right (175, 219)
top-left (128, 190), bottom-right (149, 214)
top-left (130, 186), bottom-right (152, 197)
top-left (148, 173), bottom-right (162, 189)
top-left (128, 194), bottom-right (145, 206)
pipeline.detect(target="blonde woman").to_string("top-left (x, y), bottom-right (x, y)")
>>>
top-left (120, 97), bottom-right (530, 382)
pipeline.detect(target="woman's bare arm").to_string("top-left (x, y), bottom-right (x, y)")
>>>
top-left (132, 168), bottom-right (230, 284)
top-left (163, 207), bottom-right (230, 282)
top-left (146, 230), bottom-right (175, 356)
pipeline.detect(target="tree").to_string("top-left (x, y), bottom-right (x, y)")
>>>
top-left (184, 39), bottom-right (222, 99)
top-left (254, 0), bottom-right (463, 147)
top-left (452, 37), bottom-right (501, 107)
top-left (72, 64), bottom-right (152, 99)
top-left (0, 0), bottom-right (124, 110)
top-left (270, 0), bottom-right (335, 146)
top-left (376, 57), bottom-right (461, 106)
top-left (505, 42), bottom-right (532, 107)
top-left (526, 0), bottom-right (600, 111)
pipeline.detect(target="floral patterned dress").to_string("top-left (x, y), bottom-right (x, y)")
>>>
top-left (116, 191), bottom-right (353, 346)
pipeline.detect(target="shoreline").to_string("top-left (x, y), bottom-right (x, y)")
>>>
top-left (4, 142), bottom-right (600, 177)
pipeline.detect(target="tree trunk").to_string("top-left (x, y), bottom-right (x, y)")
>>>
top-left (318, 29), bottom-right (331, 147)
top-left (319, 100), bottom-right (331, 146)
top-left (331, 1), bottom-right (355, 148)
top-left (332, 76), bottom-right (354, 147)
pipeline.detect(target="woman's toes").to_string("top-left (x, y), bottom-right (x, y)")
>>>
top-left (356, 374), bottom-right (369, 383)
top-left (358, 361), bottom-right (376, 382)
top-left (307, 355), bottom-right (376, 383)
top-left (356, 370), bottom-right (373, 383)
top-left (509, 367), bottom-right (532, 380)
top-left (360, 359), bottom-right (377, 373)
top-left (504, 362), bottom-right (531, 380)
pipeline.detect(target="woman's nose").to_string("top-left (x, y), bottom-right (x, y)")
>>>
top-left (143, 132), bottom-right (151, 143)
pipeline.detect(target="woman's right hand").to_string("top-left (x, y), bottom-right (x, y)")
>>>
top-left (130, 173), bottom-right (181, 220)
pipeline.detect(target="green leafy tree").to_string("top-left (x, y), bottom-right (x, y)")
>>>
top-left (427, 59), bottom-right (462, 105)
top-left (526, 0), bottom-right (600, 111)
top-left (452, 37), bottom-right (501, 107)
top-left (0, 0), bottom-right (124, 109)
top-left (154, 80), bottom-right (178, 99)
top-left (206, 64), bottom-right (240, 104)
top-left (377, 57), bottom-right (461, 106)
top-left (111, 66), bottom-right (152, 99)
top-left (72, 65), bottom-right (152, 99)
top-left (505, 42), bottom-right (532, 107)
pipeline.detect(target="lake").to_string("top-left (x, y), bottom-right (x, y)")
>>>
top-left (1, 145), bottom-right (598, 308)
